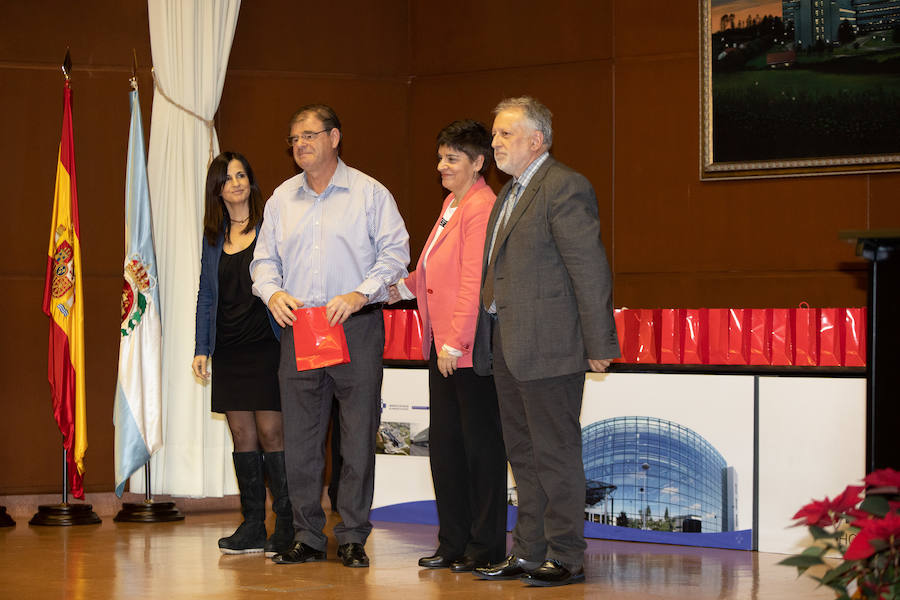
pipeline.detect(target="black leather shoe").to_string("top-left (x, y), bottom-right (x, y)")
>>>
top-left (522, 559), bottom-right (585, 586)
top-left (473, 554), bottom-right (536, 580)
top-left (272, 541), bottom-right (326, 564)
top-left (450, 556), bottom-right (489, 572)
top-left (418, 553), bottom-right (456, 568)
top-left (338, 542), bottom-right (369, 568)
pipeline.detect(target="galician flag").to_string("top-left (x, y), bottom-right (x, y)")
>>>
top-left (42, 78), bottom-right (87, 500)
top-left (114, 81), bottom-right (163, 497)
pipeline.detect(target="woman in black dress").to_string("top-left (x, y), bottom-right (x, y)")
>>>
top-left (192, 152), bottom-right (292, 556)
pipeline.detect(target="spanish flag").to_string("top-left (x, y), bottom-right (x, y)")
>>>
top-left (42, 80), bottom-right (87, 499)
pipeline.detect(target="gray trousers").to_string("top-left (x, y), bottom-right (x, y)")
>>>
top-left (491, 324), bottom-right (587, 569)
top-left (278, 310), bottom-right (384, 550)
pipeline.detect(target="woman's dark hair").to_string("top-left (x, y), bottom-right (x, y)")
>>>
top-left (436, 119), bottom-right (492, 174)
top-left (203, 151), bottom-right (264, 245)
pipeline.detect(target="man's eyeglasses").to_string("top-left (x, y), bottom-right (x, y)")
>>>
top-left (286, 129), bottom-right (329, 146)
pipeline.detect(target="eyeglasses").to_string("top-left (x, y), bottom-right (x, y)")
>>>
top-left (286, 129), bottom-right (329, 146)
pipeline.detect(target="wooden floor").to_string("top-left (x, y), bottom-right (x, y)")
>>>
top-left (0, 510), bottom-right (832, 599)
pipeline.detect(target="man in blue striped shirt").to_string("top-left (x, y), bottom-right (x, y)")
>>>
top-left (252, 104), bottom-right (409, 569)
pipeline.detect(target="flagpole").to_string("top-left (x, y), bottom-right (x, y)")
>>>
top-left (30, 50), bottom-right (100, 527)
top-left (112, 51), bottom-right (182, 523)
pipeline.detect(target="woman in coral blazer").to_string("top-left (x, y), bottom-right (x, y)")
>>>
top-left (390, 120), bottom-right (507, 572)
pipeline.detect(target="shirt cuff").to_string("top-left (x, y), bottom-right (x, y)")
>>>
top-left (441, 344), bottom-right (463, 357)
top-left (356, 278), bottom-right (384, 303)
top-left (396, 279), bottom-right (415, 300)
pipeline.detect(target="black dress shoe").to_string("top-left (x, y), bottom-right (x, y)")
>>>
top-left (418, 553), bottom-right (456, 568)
top-left (473, 554), bottom-right (537, 580)
top-left (522, 559), bottom-right (585, 587)
top-left (337, 542), bottom-right (369, 568)
top-left (272, 541), bottom-right (326, 564)
top-left (449, 556), bottom-right (490, 572)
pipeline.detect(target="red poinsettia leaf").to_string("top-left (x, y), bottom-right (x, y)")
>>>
top-left (844, 527), bottom-right (878, 560)
top-left (831, 485), bottom-right (865, 513)
top-left (864, 467), bottom-right (900, 488)
top-left (792, 498), bottom-right (833, 527)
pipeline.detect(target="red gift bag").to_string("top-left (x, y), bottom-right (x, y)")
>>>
top-left (791, 303), bottom-right (817, 366)
top-left (769, 308), bottom-right (792, 366)
top-left (292, 307), bottom-right (350, 371)
top-left (726, 308), bottom-right (748, 365)
top-left (658, 309), bottom-right (681, 365)
top-left (817, 308), bottom-right (841, 367)
top-left (681, 309), bottom-right (703, 364)
top-left (612, 309), bottom-right (627, 363)
top-left (634, 309), bottom-right (658, 363)
top-left (382, 309), bottom-right (406, 359)
top-left (747, 308), bottom-right (771, 365)
top-left (843, 308), bottom-right (866, 367)
top-left (406, 309), bottom-right (424, 360)
top-left (704, 309), bottom-right (730, 365)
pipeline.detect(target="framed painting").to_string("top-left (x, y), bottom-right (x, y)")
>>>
top-left (700, 0), bottom-right (900, 179)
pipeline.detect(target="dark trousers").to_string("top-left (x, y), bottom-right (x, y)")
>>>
top-left (491, 324), bottom-right (587, 569)
top-left (278, 311), bottom-right (384, 550)
top-left (427, 344), bottom-right (507, 563)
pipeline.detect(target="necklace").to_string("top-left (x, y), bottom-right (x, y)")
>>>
top-left (230, 216), bottom-right (249, 224)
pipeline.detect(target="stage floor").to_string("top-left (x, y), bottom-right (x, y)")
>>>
top-left (0, 511), bottom-right (831, 599)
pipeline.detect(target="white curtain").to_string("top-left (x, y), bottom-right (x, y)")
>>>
top-left (134, 0), bottom-right (241, 496)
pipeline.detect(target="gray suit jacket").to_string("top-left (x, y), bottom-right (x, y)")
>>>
top-left (473, 156), bottom-right (619, 380)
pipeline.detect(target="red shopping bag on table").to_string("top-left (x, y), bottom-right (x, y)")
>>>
top-left (292, 307), bottom-right (350, 371)
top-left (612, 309), bottom-right (626, 362)
top-left (843, 308), bottom-right (866, 367)
top-left (703, 309), bottom-right (730, 365)
top-left (405, 309), bottom-right (424, 360)
top-left (769, 308), bottom-right (792, 366)
top-left (658, 309), bottom-right (681, 364)
top-left (726, 309), bottom-right (748, 365)
top-left (382, 309), bottom-right (405, 359)
top-left (681, 309), bottom-right (703, 364)
top-left (817, 308), bottom-right (842, 367)
top-left (747, 308), bottom-right (772, 365)
top-left (791, 303), bottom-right (817, 366)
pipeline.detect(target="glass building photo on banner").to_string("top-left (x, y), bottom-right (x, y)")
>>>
top-left (582, 416), bottom-right (738, 535)
top-left (578, 373), bottom-right (754, 550)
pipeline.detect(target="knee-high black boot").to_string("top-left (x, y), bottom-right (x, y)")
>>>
top-left (219, 451), bottom-right (267, 554)
top-left (263, 451), bottom-right (295, 556)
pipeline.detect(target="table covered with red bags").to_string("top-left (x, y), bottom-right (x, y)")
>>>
top-left (382, 306), bottom-right (866, 367)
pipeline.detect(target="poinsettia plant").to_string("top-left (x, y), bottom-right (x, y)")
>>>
top-left (780, 468), bottom-right (900, 599)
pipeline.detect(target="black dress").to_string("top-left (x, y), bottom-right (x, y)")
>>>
top-left (210, 239), bottom-right (281, 413)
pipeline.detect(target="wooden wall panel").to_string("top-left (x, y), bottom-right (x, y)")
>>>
top-left (229, 0), bottom-right (409, 76)
top-left (410, 0), bottom-right (613, 75)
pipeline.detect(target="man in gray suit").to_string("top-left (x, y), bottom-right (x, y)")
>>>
top-left (473, 96), bottom-right (619, 587)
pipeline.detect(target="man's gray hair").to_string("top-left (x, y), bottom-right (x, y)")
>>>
top-left (493, 96), bottom-right (553, 149)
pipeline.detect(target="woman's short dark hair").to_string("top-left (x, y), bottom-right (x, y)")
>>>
top-left (202, 151), bottom-right (264, 246)
top-left (436, 120), bottom-right (492, 175)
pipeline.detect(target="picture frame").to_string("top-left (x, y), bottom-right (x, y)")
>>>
top-left (700, 0), bottom-right (900, 180)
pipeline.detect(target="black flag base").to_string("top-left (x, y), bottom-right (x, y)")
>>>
top-left (0, 506), bottom-right (14, 527)
top-left (114, 500), bottom-right (184, 523)
top-left (29, 503), bottom-right (101, 526)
